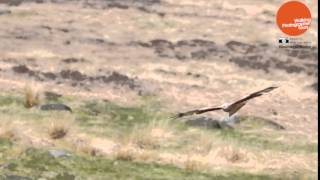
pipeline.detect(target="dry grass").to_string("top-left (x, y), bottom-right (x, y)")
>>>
top-left (0, 92), bottom-right (316, 177)
top-left (48, 117), bottom-right (73, 140)
top-left (72, 138), bottom-right (99, 156)
top-left (183, 155), bottom-right (209, 172)
top-left (77, 145), bottom-right (99, 156)
top-left (133, 131), bottom-right (160, 150)
top-left (49, 125), bottom-right (68, 139)
top-left (0, 119), bottom-right (18, 141)
top-left (188, 131), bottom-right (215, 155)
top-left (129, 120), bottom-right (175, 150)
top-left (112, 127), bottom-right (161, 162)
top-left (113, 145), bottom-right (136, 161)
top-left (24, 85), bottom-right (40, 108)
top-left (113, 144), bottom-right (159, 163)
top-left (216, 146), bottom-right (249, 164)
top-left (0, 129), bottom-right (17, 141)
top-left (134, 150), bottom-right (158, 162)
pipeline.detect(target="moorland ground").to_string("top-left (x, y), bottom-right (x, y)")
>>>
top-left (0, 0), bottom-right (318, 179)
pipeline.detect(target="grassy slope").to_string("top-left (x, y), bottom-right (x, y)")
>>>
top-left (0, 144), bottom-right (281, 180)
top-left (0, 93), bottom-right (317, 179)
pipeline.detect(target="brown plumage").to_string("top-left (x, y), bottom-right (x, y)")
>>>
top-left (172, 86), bottom-right (278, 119)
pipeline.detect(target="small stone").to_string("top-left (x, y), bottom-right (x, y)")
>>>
top-left (48, 149), bottom-right (71, 158)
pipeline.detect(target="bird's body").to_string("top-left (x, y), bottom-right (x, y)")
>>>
top-left (172, 86), bottom-right (278, 119)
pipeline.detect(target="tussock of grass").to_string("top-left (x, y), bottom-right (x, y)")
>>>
top-left (130, 120), bottom-right (175, 150)
top-left (0, 120), bottom-right (18, 142)
top-left (48, 118), bottom-right (73, 140)
top-left (187, 132), bottom-right (214, 155)
top-left (113, 146), bottom-right (136, 161)
top-left (77, 145), bottom-right (99, 157)
top-left (184, 155), bottom-right (208, 172)
top-left (0, 130), bottom-right (16, 141)
top-left (49, 125), bottom-right (68, 139)
top-left (134, 132), bottom-right (160, 150)
top-left (24, 85), bottom-right (40, 108)
top-left (213, 145), bottom-right (249, 164)
top-left (72, 138), bottom-right (99, 156)
top-left (134, 150), bottom-right (158, 162)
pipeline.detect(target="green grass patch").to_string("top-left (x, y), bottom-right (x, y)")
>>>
top-left (0, 93), bottom-right (316, 154)
top-left (0, 93), bottom-right (317, 179)
top-left (217, 129), bottom-right (317, 153)
top-left (74, 99), bottom-right (168, 137)
top-left (0, 139), bottom-right (13, 152)
top-left (0, 148), bottom-right (304, 180)
top-left (11, 10), bottom-right (38, 18)
top-left (0, 95), bottom-right (24, 107)
top-left (237, 116), bottom-right (285, 130)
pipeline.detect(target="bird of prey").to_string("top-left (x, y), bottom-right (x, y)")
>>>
top-left (172, 86), bottom-right (278, 119)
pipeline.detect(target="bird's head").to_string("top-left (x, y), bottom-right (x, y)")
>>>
top-left (220, 103), bottom-right (229, 109)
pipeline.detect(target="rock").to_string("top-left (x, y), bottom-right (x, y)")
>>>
top-left (60, 70), bottom-right (87, 81)
top-left (226, 40), bottom-right (255, 54)
top-left (62, 57), bottom-right (86, 64)
top-left (185, 116), bottom-right (226, 129)
top-left (310, 82), bottom-right (318, 91)
top-left (48, 149), bottom-right (71, 158)
top-left (42, 72), bottom-right (57, 80)
top-left (221, 115), bottom-right (241, 124)
top-left (12, 65), bottom-right (30, 74)
top-left (40, 103), bottom-right (72, 112)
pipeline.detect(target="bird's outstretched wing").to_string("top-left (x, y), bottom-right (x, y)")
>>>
top-left (172, 86), bottom-right (278, 119)
top-left (225, 86), bottom-right (278, 116)
top-left (171, 107), bottom-right (222, 119)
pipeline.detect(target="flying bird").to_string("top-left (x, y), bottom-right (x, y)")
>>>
top-left (172, 86), bottom-right (278, 119)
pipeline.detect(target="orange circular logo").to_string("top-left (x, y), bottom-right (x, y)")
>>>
top-left (276, 1), bottom-right (312, 36)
